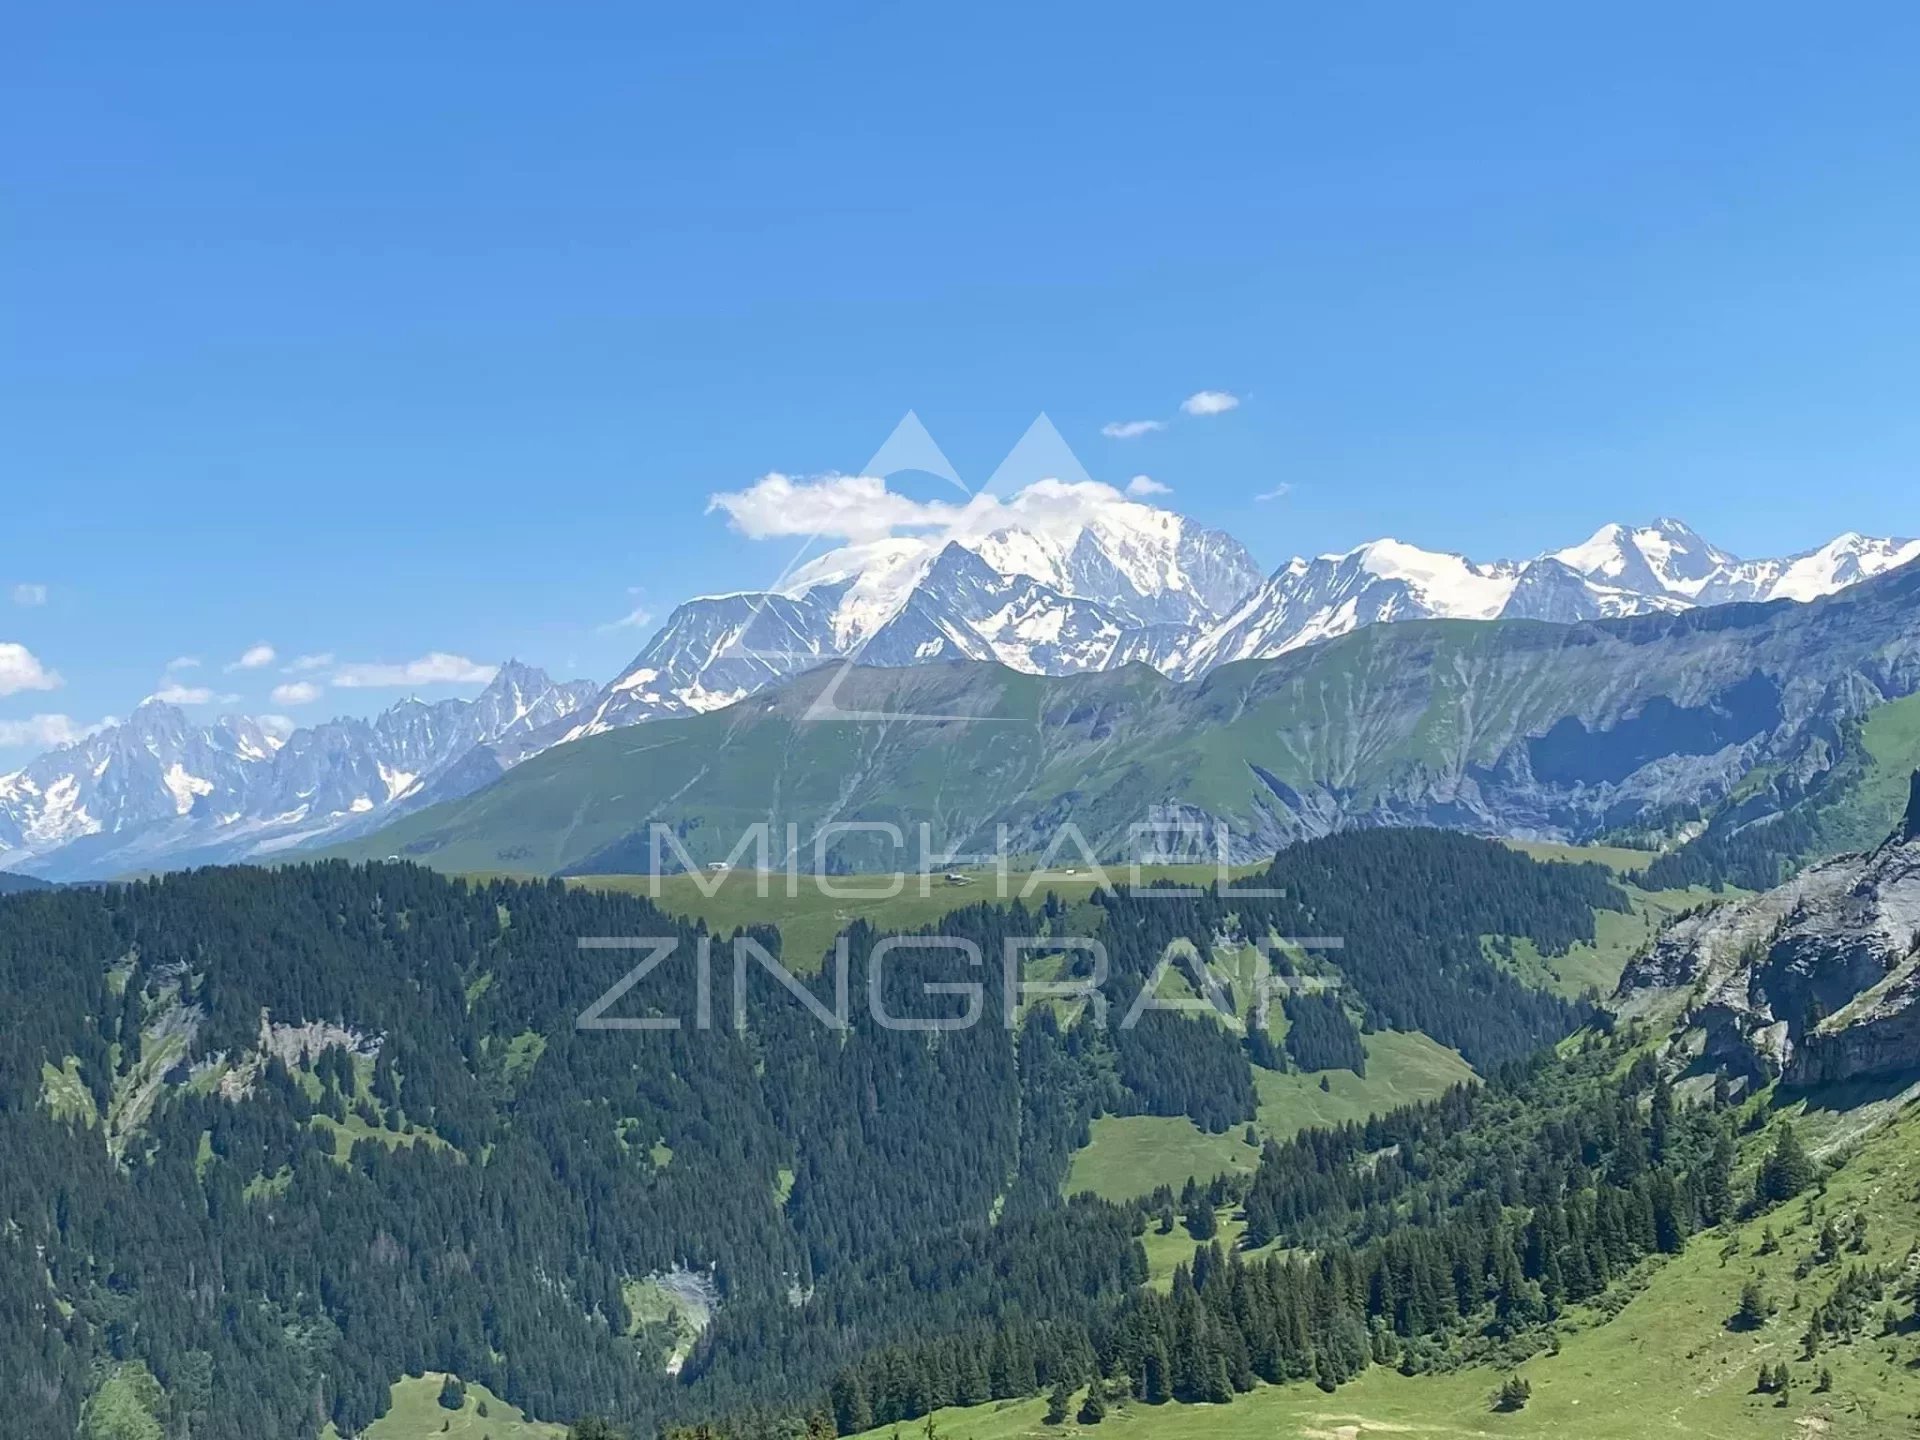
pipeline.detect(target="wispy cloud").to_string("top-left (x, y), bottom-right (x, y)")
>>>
top-left (10, 583), bottom-right (47, 607)
top-left (284, 652), bottom-right (335, 674)
top-left (0, 713), bottom-right (111, 750)
top-left (226, 642), bottom-right (276, 672)
top-left (164, 655), bottom-right (202, 672)
top-left (1254, 482), bottom-right (1293, 502)
top-left (270, 680), bottom-right (323, 706)
top-left (0, 642), bottom-right (62, 697)
top-left (152, 681), bottom-right (215, 705)
top-left (1125, 475), bottom-right (1171, 498)
top-left (330, 652), bottom-right (497, 689)
top-left (256, 714), bottom-right (298, 739)
top-left (601, 602), bottom-right (655, 633)
top-left (1182, 390), bottom-right (1240, 417)
top-left (1101, 419), bottom-right (1166, 440)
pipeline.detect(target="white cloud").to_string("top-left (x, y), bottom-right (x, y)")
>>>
top-left (707, 470), bottom-right (1176, 551)
top-left (0, 713), bottom-right (110, 750)
top-left (1255, 483), bottom-right (1293, 502)
top-left (271, 680), bottom-right (323, 706)
top-left (227, 643), bottom-right (276, 671)
top-left (1126, 475), bottom-right (1172, 497)
top-left (330, 652), bottom-right (497, 689)
top-left (10, 583), bottom-right (47, 607)
top-left (165, 655), bottom-right (201, 672)
top-left (152, 681), bottom-right (214, 705)
top-left (255, 714), bottom-right (299, 739)
top-left (0, 642), bottom-right (62, 697)
top-left (1101, 419), bottom-right (1166, 440)
top-left (284, 652), bottom-right (335, 673)
top-left (707, 472), bottom-right (968, 544)
top-left (1181, 390), bottom-right (1240, 417)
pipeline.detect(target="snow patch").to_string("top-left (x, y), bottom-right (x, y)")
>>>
top-left (162, 763), bottom-right (214, 816)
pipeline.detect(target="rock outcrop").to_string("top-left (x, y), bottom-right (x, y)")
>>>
top-left (1615, 785), bottom-right (1920, 1089)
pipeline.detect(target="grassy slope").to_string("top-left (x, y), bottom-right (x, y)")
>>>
top-left (1063, 1029), bottom-right (1476, 1203)
top-left (320, 1374), bottom-right (563, 1440)
top-left (1814, 690), bottom-right (1920, 857)
top-left (1064, 843), bottom-right (1677, 1205)
top-left (573, 863), bottom-right (1255, 975)
top-left (1495, 883), bottom-right (1725, 999)
top-left (865, 1103), bottom-right (1920, 1440)
top-left (1501, 838), bottom-right (1653, 873)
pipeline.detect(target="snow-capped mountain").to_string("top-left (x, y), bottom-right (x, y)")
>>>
top-left (1550, 520), bottom-right (1920, 607)
top-left (2, 494), bottom-right (1914, 884)
top-left (1548, 518), bottom-right (1739, 598)
top-left (553, 511), bottom-right (1917, 743)
top-left (857, 543), bottom-right (1153, 674)
top-left (1182, 520), bottom-right (1919, 675)
top-left (563, 496), bottom-right (1264, 738)
top-left (0, 661), bottom-right (595, 879)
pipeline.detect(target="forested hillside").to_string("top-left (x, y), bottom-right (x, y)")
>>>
top-left (0, 833), bottom-right (1624, 1438)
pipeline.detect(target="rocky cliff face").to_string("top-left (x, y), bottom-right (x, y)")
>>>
top-left (1616, 774), bottom-right (1920, 1089)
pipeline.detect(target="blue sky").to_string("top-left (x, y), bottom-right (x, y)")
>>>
top-left (5, 1), bottom-right (1919, 747)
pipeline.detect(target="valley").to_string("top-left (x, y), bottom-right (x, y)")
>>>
top-left (16, 17), bottom-right (1920, 1440)
top-left (20, 793), bottom-right (1920, 1440)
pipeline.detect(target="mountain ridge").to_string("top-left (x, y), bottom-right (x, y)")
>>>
top-left (324, 556), bottom-right (1920, 878)
top-left (0, 661), bottom-right (596, 878)
top-left (4, 510), bottom-right (1914, 882)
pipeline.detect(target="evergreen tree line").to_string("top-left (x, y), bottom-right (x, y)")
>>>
top-left (785, 1039), bottom-right (1780, 1439)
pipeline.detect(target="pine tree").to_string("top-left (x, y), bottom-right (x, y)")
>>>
top-left (1491, 1374), bottom-right (1532, 1412)
top-left (1733, 1279), bottom-right (1771, 1331)
top-left (831, 1371), bottom-right (873, 1435)
top-left (1076, 1387), bottom-right (1106, 1425)
top-left (1043, 1380), bottom-right (1071, 1426)
top-left (1758, 1124), bottom-right (1816, 1205)
top-left (1142, 1336), bottom-right (1172, 1405)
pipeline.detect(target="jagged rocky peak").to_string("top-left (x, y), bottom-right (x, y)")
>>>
top-left (1615, 804), bottom-right (1920, 1090)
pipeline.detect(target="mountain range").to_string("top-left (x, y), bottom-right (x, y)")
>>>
top-left (327, 554), bottom-right (1920, 880)
top-left (571, 516), bottom-right (1920, 731)
top-left (0, 662), bottom-right (596, 879)
top-left (3, 504), bottom-right (1916, 880)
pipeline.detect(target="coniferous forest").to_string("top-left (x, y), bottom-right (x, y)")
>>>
top-left (0, 832), bottom-right (1646, 1438)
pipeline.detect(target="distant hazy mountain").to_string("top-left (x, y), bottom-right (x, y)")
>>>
top-left (0, 661), bottom-right (595, 880)
top-left (329, 555), bottom-right (1920, 877)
